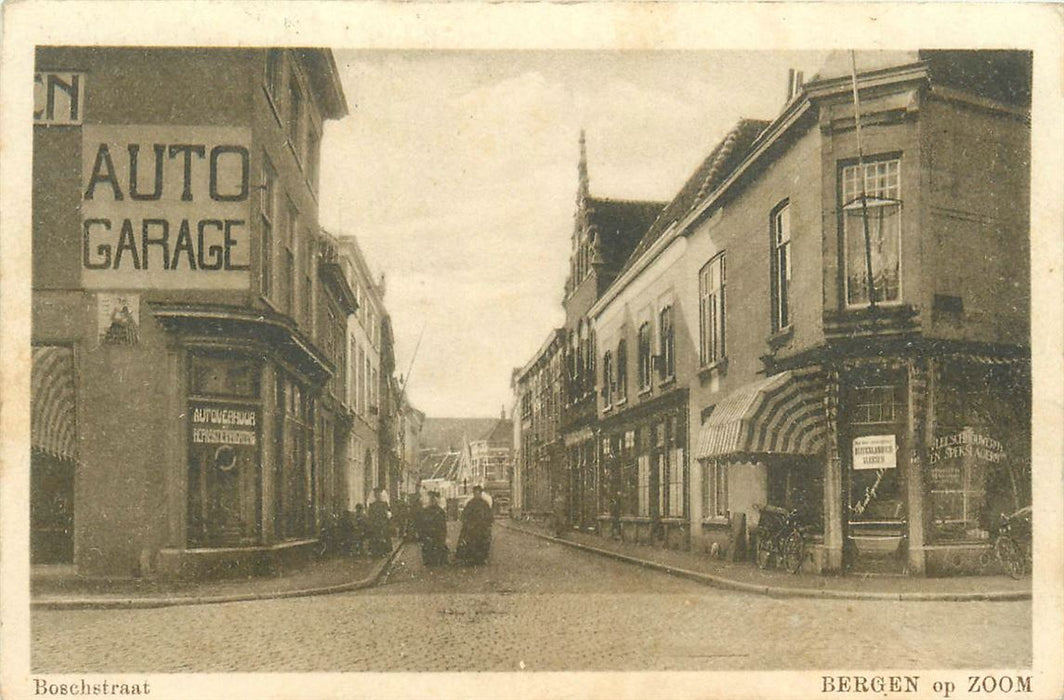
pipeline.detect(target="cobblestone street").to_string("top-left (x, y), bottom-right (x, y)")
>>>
top-left (32, 526), bottom-right (1031, 673)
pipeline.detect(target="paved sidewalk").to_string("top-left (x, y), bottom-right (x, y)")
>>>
top-left (32, 542), bottom-right (406, 610)
top-left (500, 519), bottom-right (1031, 602)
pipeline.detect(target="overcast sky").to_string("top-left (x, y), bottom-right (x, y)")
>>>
top-left (319, 50), bottom-right (830, 418)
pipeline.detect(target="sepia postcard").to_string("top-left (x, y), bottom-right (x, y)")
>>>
top-left (1, 2), bottom-right (1062, 699)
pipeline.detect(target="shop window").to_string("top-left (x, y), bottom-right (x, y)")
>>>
top-left (187, 354), bottom-right (262, 548)
top-left (845, 380), bottom-right (905, 524)
top-left (702, 460), bottom-right (728, 520)
top-left (929, 375), bottom-right (1020, 539)
top-left (771, 202), bottom-right (792, 332)
top-left (841, 158), bottom-right (902, 307)
top-left (637, 322), bottom-right (652, 391)
top-left (699, 253), bottom-right (726, 365)
top-left (637, 454), bottom-right (650, 517)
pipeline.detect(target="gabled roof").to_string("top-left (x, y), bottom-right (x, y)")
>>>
top-left (587, 197), bottom-right (667, 276)
top-left (420, 417), bottom-right (498, 452)
top-left (419, 449), bottom-right (463, 481)
top-left (478, 417), bottom-right (513, 445)
top-left (616, 118), bottom-right (770, 279)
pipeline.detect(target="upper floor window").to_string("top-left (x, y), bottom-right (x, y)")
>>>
top-left (259, 158), bottom-right (276, 300)
top-left (287, 80), bottom-right (305, 163)
top-left (772, 203), bottom-right (792, 331)
top-left (841, 158), bottom-right (902, 307)
top-left (616, 339), bottom-right (628, 401)
top-left (601, 350), bottom-right (613, 407)
top-left (658, 305), bottom-right (675, 381)
top-left (637, 322), bottom-right (652, 391)
top-left (699, 253), bottom-right (726, 365)
top-left (264, 49), bottom-right (284, 105)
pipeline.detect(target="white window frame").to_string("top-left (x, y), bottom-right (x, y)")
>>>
top-left (841, 158), bottom-right (903, 308)
top-left (772, 203), bottom-right (792, 331)
top-left (699, 253), bottom-right (726, 366)
top-left (702, 460), bottom-right (728, 520)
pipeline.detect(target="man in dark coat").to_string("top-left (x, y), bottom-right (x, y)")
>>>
top-left (415, 491), bottom-right (449, 566)
top-left (456, 486), bottom-right (493, 565)
top-left (366, 488), bottom-right (392, 557)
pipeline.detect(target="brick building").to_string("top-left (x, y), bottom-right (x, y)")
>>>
top-left (517, 50), bottom-right (1031, 576)
top-left (31, 47), bottom-right (351, 579)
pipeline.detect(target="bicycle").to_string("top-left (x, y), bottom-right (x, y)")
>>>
top-left (993, 505), bottom-right (1032, 580)
top-left (754, 504), bottom-right (807, 574)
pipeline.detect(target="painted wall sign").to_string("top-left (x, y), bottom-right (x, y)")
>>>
top-left (96, 293), bottom-right (140, 345)
top-left (190, 403), bottom-right (258, 447)
top-left (35, 72), bottom-right (85, 125)
top-left (928, 427), bottom-right (1006, 465)
top-left (852, 434), bottom-right (897, 470)
top-left (81, 125), bottom-right (252, 290)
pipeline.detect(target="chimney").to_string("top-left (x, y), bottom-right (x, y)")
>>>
top-left (786, 68), bottom-right (805, 103)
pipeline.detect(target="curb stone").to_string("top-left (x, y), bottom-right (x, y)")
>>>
top-left (501, 521), bottom-right (1030, 603)
top-left (32, 541), bottom-right (407, 611)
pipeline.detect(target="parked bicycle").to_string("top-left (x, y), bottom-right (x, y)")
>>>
top-left (994, 505), bottom-right (1032, 579)
top-left (754, 504), bottom-right (807, 574)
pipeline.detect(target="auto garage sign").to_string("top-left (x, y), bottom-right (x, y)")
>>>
top-left (80, 125), bottom-right (252, 290)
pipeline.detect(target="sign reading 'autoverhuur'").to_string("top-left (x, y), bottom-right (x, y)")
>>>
top-left (81, 125), bottom-right (252, 290)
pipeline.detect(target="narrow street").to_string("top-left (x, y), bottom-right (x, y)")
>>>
top-left (32, 525), bottom-right (1031, 673)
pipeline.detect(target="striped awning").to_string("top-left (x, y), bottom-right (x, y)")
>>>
top-left (696, 368), bottom-right (826, 460)
top-left (31, 346), bottom-right (77, 462)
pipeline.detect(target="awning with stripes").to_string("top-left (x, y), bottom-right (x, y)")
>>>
top-left (696, 368), bottom-right (826, 460)
top-left (31, 346), bottom-right (77, 462)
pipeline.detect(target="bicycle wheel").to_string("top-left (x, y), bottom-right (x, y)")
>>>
top-left (755, 530), bottom-right (775, 570)
top-left (782, 529), bottom-right (805, 574)
top-left (994, 535), bottom-right (1025, 579)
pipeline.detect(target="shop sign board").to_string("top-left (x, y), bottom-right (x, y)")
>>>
top-left (852, 434), bottom-right (896, 470)
top-left (81, 125), bottom-right (252, 290)
top-left (35, 72), bottom-right (85, 124)
top-left (190, 403), bottom-right (258, 448)
top-left (928, 428), bottom-right (1006, 465)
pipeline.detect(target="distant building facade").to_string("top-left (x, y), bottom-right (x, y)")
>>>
top-left (513, 329), bottom-right (566, 517)
top-left (559, 134), bottom-right (665, 530)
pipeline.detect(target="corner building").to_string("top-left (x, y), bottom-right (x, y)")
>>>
top-left (589, 50), bottom-right (1031, 575)
top-left (31, 47), bottom-right (349, 579)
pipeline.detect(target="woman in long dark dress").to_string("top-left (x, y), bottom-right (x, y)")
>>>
top-left (456, 486), bottom-right (493, 565)
top-left (366, 488), bottom-right (392, 556)
top-left (416, 491), bottom-right (449, 566)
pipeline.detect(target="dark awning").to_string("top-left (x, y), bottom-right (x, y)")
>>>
top-left (32, 346), bottom-right (77, 461)
top-left (696, 368), bottom-right (826, 460)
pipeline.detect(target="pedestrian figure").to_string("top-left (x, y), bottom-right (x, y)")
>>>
top-left (609, 490), bottom-right (623, 541)
top-left (415, 491), bottom-right (449, 566)
top-left (455, 485), bottom-right (493, 565)
top-left (352, 503), bottom-right (368, 556)
top-left (366, 488), bottom-right (392, 557)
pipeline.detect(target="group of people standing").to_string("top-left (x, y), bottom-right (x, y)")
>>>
top-left (413, 486), bottom-right (494, 567)
top-left (340, 486), bottom-right (495, 567)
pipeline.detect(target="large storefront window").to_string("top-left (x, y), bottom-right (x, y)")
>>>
top-left (187, 354), bottom-right (262, 548)
top-left (929, 362), bottom-right (1030, 540)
